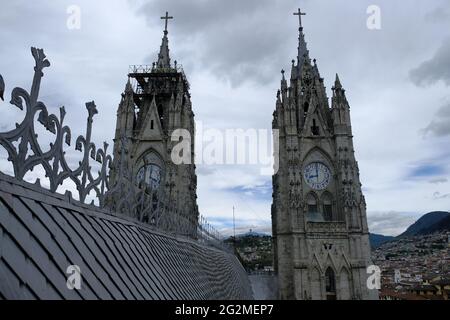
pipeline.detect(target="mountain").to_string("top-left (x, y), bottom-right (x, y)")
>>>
top-left (369, 233), bottom-right (395, 248)
top-left (236, 230), bottom-right (269, 238)
top-left (399, 211), bottom-right (450, 238)
top-left (419, 214), bottom-right (450, 235)
top-left (369, 211), bottom-right (450, 248)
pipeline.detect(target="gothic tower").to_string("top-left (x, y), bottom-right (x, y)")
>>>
top-left (112, 12), bottom-right (199, 236)
top-left (271, 9), bottom-right (378, 300)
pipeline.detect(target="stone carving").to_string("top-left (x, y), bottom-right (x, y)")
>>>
top-left (342, 187), bottom-right (357, 208)
top-left (289, 181), bottom-right (303, 209)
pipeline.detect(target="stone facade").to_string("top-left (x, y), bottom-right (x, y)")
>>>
top-left (271, 11), bottom-right (378, 300)
top-left (112, 23), bottom-right (199, 234)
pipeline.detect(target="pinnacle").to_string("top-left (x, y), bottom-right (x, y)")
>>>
top-left (334, 73), bottom-right (342, 89)
top-left (295, 10), bottom-right (309, 76)
top-left (156, 32), bottom-right (171, 69)
top-left (125, 78), bottom-right (133, 94)
top-left (156, 11), bottom-right (173, 69)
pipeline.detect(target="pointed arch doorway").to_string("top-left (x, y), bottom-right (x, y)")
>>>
top-left (325, 267), bottom-right (337, 300)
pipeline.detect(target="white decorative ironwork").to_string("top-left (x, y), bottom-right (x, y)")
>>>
top-left (0, 47), bottom-right (229, 250)
top-left (0, 47), bottom-right (111, 204)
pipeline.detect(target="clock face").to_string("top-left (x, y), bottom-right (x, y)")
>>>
top-left (137, 164), bottom-right (162, 189)
top-left (304, 162), bottom-right (331, 190)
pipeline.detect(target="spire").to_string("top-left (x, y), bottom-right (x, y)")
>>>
top-left (120, 78), bottom-right (134, 107)
top-left (313, 59), bottom-right (320, 78)
top-left (125, 77), bottom-right (133, 94)
top-left (293, 8), bottom-right (309, 72)
top-left (119, 77), bottom-right (134, 104)
top-left (334, 73), bottom-right (342, 89)
top-left (331, 73), bottom-right (351, 130)
top-left (332, 74), bottom-right (349, 108)
top-left (115, 78), bottom-right (135, 140)
top-left (333, 73), bottom-right (343, 91)
top-left (156, 12), bottom-right (173, 69)
top-left (281, 69), bottom-right (287, 91)
top-left (290, 59), bottom-right (296, 80)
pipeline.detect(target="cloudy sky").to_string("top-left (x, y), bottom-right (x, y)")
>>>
top-left (0, 0), bottom-right (449, 236)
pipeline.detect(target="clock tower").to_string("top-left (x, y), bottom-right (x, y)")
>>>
top-left (112, 12), bottom-right (199, 236)
top-left (271, 9), bottom-right (378, 300)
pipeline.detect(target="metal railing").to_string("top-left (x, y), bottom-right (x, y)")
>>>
top-left (197, 215), bottom-right (232, 252)
top-left (128, 64), bottom-right (184, 74)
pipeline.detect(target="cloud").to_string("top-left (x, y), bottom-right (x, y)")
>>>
top-left (410, 38), bottom-right (450, 87)
top-left (132, 0), bottom-right (300, 87)
top-left (421, 102), bottom-right (450, 137)
top-left (433, 191), bottom-right (450, 200)
top-left (196, 165), bottom-right (216, 176)
top-left (367, 211), bottom-right (423, 236)
top-left (425, 3), bottom-right (450, 23)
top-left (199, 165), bottom-right (270, 191)
top-left (429, 177), bottom-right (448, 184)
top-left (229, 182), bottom-right (272, 201)
top-left (207, 216), bottom-right (272, 237)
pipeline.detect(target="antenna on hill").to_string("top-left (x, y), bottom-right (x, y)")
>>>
top-left (233, 206), bottom-right (236, 250)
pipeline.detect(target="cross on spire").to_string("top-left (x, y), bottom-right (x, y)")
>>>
top-left (157, 12), bottom-right (173, 68)
top-left (161, 11), bottom-right (173, 33)
top-left (293, 8), bottom-right (306, 28)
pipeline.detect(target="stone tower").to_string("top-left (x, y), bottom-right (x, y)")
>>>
top-left (112, 12), bottom-right (199, 235)
top-left (271, 9), bottom-right (378, 300)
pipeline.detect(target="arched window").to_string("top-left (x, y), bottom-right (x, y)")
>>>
top-left (311, 119), bottom-right (320, 136)
top-left (322, 192), bottom-right (333, 221)
top-left (303, 101), bottom-right (309, 113)
top-left (307, 193), bottom-right (318, 216)
top-left (306, 192), bottom-right (325, 222)
top-left (325, 267), bottom-right (336, 300)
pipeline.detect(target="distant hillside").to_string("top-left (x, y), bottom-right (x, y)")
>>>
top-left (419, 215), bottom-right (450, 235)
top-left (225, 233), bottom-right (272, 271)
top-left (236, 230), bottom-right (269, 238)
top-left (369, 233), bottom-right (395, 248)
top-left (399, 211), bottom-right (450, 238)
top-left (233, 231), bottom-right (396, 251)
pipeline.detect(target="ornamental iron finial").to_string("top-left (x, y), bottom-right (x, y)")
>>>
top-left (0, 47), bottom-right (111, 204)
